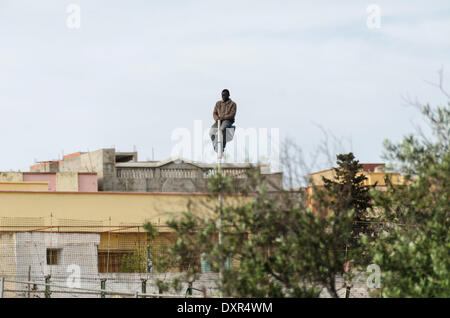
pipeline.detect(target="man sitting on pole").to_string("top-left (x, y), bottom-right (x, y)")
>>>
top-left (209, 89), bottom-right (237, 154)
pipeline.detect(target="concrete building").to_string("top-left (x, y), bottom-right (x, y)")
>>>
top-left (0, 190), bottom-right (251, 283)
top-left (0, 148), bottom-right (283, 297)
top-left (0, 232), bottom-right (100, 297)
top-left (30, 148), bottom-right (283, 193)
top-left (0, 157), bottom-right (384, 297)
top-left (0, 172), bottom-right (97, 192)
top-left (306, 163), bottom-right (406, 215)
top-left (0, 190), bottom-right (248, 227)
top-left (308, 163), bottom-right (404, 189)
top-left (0, 228), bottom-right (369, 298)
top-left (0, 188), bottom-right (240, 296)
top-left (0, 231), bottom-right (218, 297)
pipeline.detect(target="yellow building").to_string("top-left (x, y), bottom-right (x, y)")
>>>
top-left (0, 181), bottom-right (49, 192)
top-left (306, 163), bottom-right (405, 214)
top-left (0, 189), bottom-right (251, 273)
top-left (309, 163), bottom-right (404, 189)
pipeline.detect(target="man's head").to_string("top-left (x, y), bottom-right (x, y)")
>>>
top-left (222, 89), bottom-right (230, 101)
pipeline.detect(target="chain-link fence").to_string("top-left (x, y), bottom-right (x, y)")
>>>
top-left (0, 217), bottom-right (219, 298)
top-left (0, 217), bottom-right (385, 298)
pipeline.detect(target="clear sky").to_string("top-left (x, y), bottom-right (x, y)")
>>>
top-left (1, 0), bottom-right (449, 172)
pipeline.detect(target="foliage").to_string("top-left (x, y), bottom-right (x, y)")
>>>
top-left (148, 166), bottom-right (357, 297)
top-left (120, 247), bottom-right (148, 273)
top-left (141, 102), bottom-right (449, 298)
top-left (364, 102), bottom-right (450, 297)
top-left (319, 152), bottom-right (375, 261)
top-left (120, 223), bottom-right (160, 273)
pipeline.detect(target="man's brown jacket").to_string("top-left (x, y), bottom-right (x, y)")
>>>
top-left (213, 99), bottom-right (237, 123)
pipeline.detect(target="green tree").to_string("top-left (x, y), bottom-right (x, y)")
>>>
top-left (120, 247), bottom-right (148, 273)
top-left (364, 102), bottom-right (450, 297)
top-left (120, 223), bottom-right (159, 273)
top-left (148, 167), bottom-right (357, 298)
top-left (320, 153), bottom-right (374, 260)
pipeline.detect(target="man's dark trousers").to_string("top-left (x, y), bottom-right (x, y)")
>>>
top-left (209, 120), bottom-right (234, 153)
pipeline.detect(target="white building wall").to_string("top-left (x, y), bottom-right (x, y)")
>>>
top-left (13, 232), bottom-right (100, 298)
top-left (4, 231), bottom-right (370, 298)
top-left (3, 232), bottom-right (219, 298)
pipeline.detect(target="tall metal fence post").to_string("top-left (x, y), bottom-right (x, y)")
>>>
top-left (27, 266), bottom-right (31, 298)
top-left (217, 119), bottom-right (224, 298)
top-left (100, 279), bottom-right (106, 298)
top-left (186, 282), bottom-right (193, 297)
top-left (141, 279), bottom-right (147, 298)
top-left (44, 275), bottom-right (51, 298)
top-left (1, 277), bottom-right (5, 298)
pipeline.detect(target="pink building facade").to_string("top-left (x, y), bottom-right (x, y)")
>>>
top-left (0, 172), bottom-right (97, 192)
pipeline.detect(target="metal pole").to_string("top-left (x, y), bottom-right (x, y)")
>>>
top-left (217, 119), bottom-right (223, 160)
top-left (186, 282), bottom-right (193, 297)
top-left (217, 119), bottom-right (224, 297)
top-left (141, 279), bottom-right (147, 299)
top-left (45, 275), bottom-right (51, 298)
top-left (1, 277), bottom-right (5, 298)
top-left (27, 266), bottom-right (31, 298)
top-left (344, 244), bottom-right (351, 298)
top-left (217, 119), bottom-right (223, 243)
top-left (100, 279), bottom-right (106, 298)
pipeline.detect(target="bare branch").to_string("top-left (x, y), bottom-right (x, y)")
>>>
top-left (424, 66), bottom-right (450, 99)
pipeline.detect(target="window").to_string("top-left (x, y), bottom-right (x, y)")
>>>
top-left (46, 248), bottom-right (61, 265)
top-left (98, 251), bottom-right (134, 273)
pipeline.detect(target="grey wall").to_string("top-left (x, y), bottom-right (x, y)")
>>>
top-left (31, 148), bottom-right (284, 193)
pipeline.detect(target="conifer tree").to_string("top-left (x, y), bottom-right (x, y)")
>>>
top-left (321, 153), bottom-right (374, 252)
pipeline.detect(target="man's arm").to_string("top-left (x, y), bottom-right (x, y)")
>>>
top-left (222, 102), bottom-right (236, 120)
top-left (213, 103), bottom-right (219, 121)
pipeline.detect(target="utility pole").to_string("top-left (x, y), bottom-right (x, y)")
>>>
top-left (217, 120), bottom-right (224, 297)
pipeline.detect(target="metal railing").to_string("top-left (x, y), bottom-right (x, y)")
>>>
top-left (0, 277), bottom-right (205, 298)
